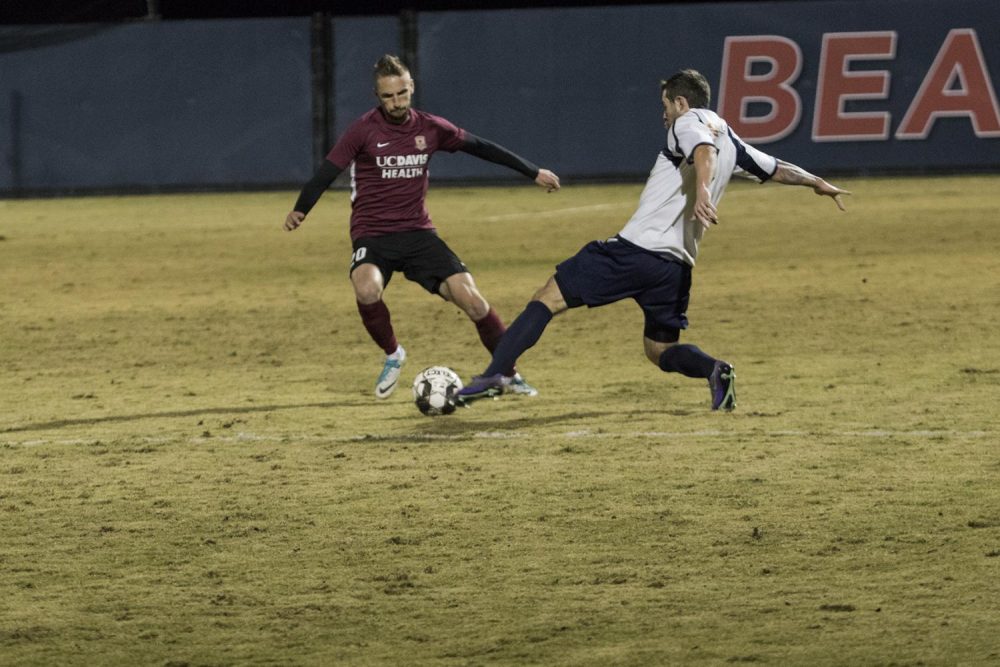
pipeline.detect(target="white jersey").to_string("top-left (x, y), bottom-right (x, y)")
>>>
top-left (618, 108), bottom-right (777, 266)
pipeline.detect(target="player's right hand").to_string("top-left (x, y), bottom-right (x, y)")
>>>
top-left (284, 211), bottom-right (305, 231)
top-left (694, 186), bottom-right (718, 229)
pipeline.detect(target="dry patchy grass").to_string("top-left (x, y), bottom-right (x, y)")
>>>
top-left (1, 177), bottom-right (999, 665)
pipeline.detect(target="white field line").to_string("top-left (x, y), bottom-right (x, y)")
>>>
top-left (4, 428), bottom-right (993, 447)
top-left (480, 202), bottom-right (629, 222)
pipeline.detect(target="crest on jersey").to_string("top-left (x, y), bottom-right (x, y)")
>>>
top-left (415, 135), bottom-right (427, 151)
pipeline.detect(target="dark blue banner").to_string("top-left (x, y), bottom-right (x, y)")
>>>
top-left (417, 0), bottom-right (1000, 178)
top-left (1, 1), bottom-right (997, 193)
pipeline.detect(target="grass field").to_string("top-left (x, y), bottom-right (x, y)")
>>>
top-left (1, 176), bottom-right (999, 665)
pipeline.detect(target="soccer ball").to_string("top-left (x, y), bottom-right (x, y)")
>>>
top-left (412, 366), bottom-right (463, 416)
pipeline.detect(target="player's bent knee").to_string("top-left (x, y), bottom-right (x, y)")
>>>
top-left (532, 276), bottom-right (568, 313)
top-left (351, 279), bottom-right (383, 304)
top-left (351, 265), bottom-right (385, 304)
top-left (644, 338), bottom-right (674, 365)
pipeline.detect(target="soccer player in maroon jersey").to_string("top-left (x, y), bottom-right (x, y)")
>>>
top-left (284, 54), bottom-right (561, 399)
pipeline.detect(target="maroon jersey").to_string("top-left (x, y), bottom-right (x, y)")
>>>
top-left (326, 108), bottom-right (467, 240)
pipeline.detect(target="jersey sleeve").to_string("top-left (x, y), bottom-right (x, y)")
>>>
top-left (672, 113), bottom-right (717, 162)
top-left (325, 119), bottom-right (367, 169)
top-left (727, 128), bottom-right (778, 183)
top-left (428, 114), bottom-right (467, 153)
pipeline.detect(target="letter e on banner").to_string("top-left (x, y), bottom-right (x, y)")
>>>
top-left (718, 36), bottom-right (803, 143)
top-left (896, 28), bottom-right (1000, 139)
top-left (813, 32), bottom-right (897, 141)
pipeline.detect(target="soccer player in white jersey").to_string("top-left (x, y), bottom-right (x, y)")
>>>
top-left (459, 69), bottom-right (849, 411)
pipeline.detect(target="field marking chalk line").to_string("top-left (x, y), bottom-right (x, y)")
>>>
top-left (481, 202), bottom-right (629, 222)
top-left (4, 428), bottom-right (992, 448)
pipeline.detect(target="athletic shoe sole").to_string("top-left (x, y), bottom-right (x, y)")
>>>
top-left (456, 374), bottom-right (508, 404)
top-left (709, 362), bottom-right (736, 411)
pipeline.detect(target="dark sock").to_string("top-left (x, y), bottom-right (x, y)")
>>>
top-left (356, 300), bottom-right (397, 355)
top-left (475, 306), bottom-right (515, 376)
top-left (483, 301), bottom-right (553, 377)
top-left (475, 306), bottom-right (506, 353)
top-left (658, 344), bottom-right (717, 378)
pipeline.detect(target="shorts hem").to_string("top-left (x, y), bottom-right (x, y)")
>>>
top-left (554, 271), bottom-right (585, 308)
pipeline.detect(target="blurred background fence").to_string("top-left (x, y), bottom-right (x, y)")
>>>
top-left (1, 0), bottom-right (998, 196)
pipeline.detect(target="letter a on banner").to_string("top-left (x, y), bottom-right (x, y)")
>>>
top-left (718, 36), bottom-right (803, 143)
top-left (896, 28), bottom-right (1000, 139)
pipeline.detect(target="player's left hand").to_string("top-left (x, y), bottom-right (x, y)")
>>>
top-left (814, 180), bottom-right (851, 211)
top-left (535, 169), bottom-right (560, 193)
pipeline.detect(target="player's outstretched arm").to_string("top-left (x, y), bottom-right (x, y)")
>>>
top-left (772, 159), bottom-right (851, 211)
top-left (283, 160), bottom-right (343, 231)
top-left (461, 133), bottom-right (560, 192)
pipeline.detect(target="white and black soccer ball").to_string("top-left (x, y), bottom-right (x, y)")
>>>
top-left (412, 366), bottom-right (463, 416)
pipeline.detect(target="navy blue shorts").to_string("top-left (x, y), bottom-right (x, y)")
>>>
top-left (350, 230), bottom-right (467, 295)
top-left (554, 236), bottom-right (692, 343)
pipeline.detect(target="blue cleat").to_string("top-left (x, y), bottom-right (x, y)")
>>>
top-left (456, 373), bottom-right (508, 404)
top-left (374, 346), bottom-right (406, 399)
top-left (506, 372), bottom-right (539, 397)
top-left (709, 361), bottom-right (736, 411)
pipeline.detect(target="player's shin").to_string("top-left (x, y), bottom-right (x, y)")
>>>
top-left (482, 300), bottom-right (553, 377)
top-left (357, 300), bottom-right (398, 354)
top-left (658, 343), bottom-right (717, 378)
top-left (474, 306), bottom-right (506, 354)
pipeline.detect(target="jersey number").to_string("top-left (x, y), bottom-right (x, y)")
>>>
top-left (351, 247), bottom-right (367, 264)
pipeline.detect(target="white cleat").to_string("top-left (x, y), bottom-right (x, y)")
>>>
top-left (506, 372), bottom-right (539, 397)
top-left (374, 346), bottom-right (406, 399)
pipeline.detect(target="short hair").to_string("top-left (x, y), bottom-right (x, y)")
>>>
top-left (661, 69), bottom-right (711, 109)
top-left (373, 54), bottom-right (410, 82)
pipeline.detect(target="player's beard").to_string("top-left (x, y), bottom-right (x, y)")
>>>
top-left (386, 106), bottom-right (410, 123)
